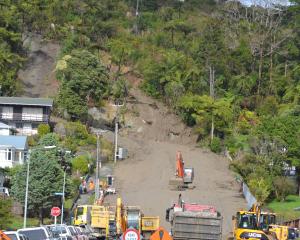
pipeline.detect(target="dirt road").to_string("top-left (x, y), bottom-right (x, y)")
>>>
top-left (104, 86), bottom-right (247, 237)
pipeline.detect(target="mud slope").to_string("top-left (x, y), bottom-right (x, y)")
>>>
top-left (105, 86), bottom-right (247, 237)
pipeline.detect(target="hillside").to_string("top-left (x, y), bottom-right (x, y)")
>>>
top-left (0, 0), bottom-right (299, 214)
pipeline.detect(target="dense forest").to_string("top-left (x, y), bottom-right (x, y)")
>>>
top-left (1, 0), bottom-right (299, 203)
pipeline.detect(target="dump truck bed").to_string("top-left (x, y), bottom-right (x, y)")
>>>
top-left (171, 211), bottom-right (222, 240)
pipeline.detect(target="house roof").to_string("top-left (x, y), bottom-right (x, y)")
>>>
top-left (0, 97), bottom-right (53, 107)
top-left (0, 136), bottom-right (28, 150)
top-left (0, 122), bottom-right (11, 129)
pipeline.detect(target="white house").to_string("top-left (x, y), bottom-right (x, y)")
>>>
top-left (0, 136), bottom-right (28, 168)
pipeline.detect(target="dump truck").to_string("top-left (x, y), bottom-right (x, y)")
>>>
top-left (169, 151), bottom-right (194, 190)
top-left (166, 200), bottom-right (222, 240)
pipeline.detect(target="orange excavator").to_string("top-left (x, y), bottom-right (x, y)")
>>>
top-left (168, 151), bottom-right (194, 190)
top-left (0, 230), bottom-right (10, 240)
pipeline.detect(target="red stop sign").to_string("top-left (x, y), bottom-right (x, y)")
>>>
top-left (51, 207), bottom-right (61, 217)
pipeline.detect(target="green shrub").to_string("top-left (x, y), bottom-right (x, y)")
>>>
top-left (274, 176), bottom-right (296, 201)
top-left (72, 155), bottom-right (89, 175)
top-left (38, 124), bottom-right (51, 137)
top-left (210, 137), bottom-right (222, 153)
top-left (248, 177), bottom-right (272, 203)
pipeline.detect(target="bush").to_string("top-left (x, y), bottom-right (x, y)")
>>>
top-left (72, 155), bottom-right (89, 175)
top-left (248, 177), bottom-right (272, 203)
top-left (210, 137), bottom-right (222, 153)
top-left (0, 197), bottom-right (13, 229)
top-left (39, 133), bottom-right (59, 146)
top-left (38, 124), bottom-right (51, 137)
top-left (274, 176), bottom-right (296, 201)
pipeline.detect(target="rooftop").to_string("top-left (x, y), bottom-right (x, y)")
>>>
top-left (0, 97), bottom-right (53, 107)
top-left (0, 122), bottom-right (11, 129)
top-left (0, 136), bottom-right (28, 150)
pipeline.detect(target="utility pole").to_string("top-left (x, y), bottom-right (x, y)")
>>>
top-left (93, 129), bottom-right (107, 201)
top-left (112, 103), bottom-right (124, 164)
top-left (61, 169), bottom-right (66, 225)
top-left (95, 133), bottom-right (100, 201)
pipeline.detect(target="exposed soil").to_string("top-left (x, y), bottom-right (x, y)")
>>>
top-left (103, 81), bottom-right (247, 237)
top-left (18, 33), bottom-right (60, 97)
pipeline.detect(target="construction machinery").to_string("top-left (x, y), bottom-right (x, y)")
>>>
top-left (166, 197), bottom-right (222, 240)
top-left (169, 151), bottom-right (194, 190)
top-left (0, 231), bottom-right (10, 240)
top-left (73, 198), bottom-right (159, 239)
top-left (233, 204), bottom-right (289, 240)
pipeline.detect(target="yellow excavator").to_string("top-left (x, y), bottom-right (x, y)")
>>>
top-left (233, 203), bottom-right (288, 240)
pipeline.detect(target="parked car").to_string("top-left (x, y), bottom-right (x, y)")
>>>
top-left (17, 227), bottom-right (54, 240)
top-left (67, 226), bottom-right (82, 240)
top-left (4, 231), bottom-right (29, 240)
top-left (75, 227), bottom-right (88, 240)
top-left (46, 225), bottom-right (75, 240)
top-left (78, 225), bottom-right (97, 240)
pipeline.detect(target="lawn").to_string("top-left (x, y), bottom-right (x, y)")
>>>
top-left (7, 216), bottom-right (52, 230)
top-left (267, 195), bottom-right (300, 221)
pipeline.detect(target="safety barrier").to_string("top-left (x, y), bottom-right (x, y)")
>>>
top-left (242, 182), bottom-right (257, 209)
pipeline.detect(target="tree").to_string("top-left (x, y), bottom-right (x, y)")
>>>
top-left (72, 155), bottom-right (89, 175)
top-left (178, 94), bottom-right (234, 139)
top-left (0, 197), bottom-right (13, 229)
top-left (11, 135), bottom-right (65, 223)
top-left (56, 50), bottom-right (110, 120)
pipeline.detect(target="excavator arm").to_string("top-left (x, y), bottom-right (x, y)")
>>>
top-left (176, 151), bottom-right (184, 178)
top-left (0, 231), bottom-right (11, 240)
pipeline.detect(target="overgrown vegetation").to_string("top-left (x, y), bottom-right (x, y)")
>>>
top-left (1, 0), bottom-right (299, 205)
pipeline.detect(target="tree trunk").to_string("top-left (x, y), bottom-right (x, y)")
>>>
top-left (269, 40), bottom-right (273, 94)
top-left (211, 115), bottom-right (214, 141)
top-left (39, 208), bottom-right (44, 225)
top-left (258, 46), bottom-right (263, 94)
top-left (171, 29), bottom-right (174, 47)
top-left (209, 65), bottom-right (215, 142)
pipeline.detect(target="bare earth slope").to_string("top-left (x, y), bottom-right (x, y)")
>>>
top-left (18, 34), bottom-right (60, 97)
top-left (105, 86), bottom-right (247, 237)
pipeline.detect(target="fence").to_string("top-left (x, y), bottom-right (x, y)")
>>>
top-left (242, 182), bottom-right (257, 209)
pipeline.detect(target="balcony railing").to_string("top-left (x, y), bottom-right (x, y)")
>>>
top-left (0, 113), bottom-right (49, 122)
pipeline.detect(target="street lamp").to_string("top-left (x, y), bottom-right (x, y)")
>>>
top-left (61, 164), bottom-right (70, 225)
top-left (23, 145), bottom-right (56, 228)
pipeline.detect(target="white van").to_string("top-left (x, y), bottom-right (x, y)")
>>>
top-left (17, 227), bottom-right (54, 240)
top-left (4, 231), bottom-right (29, 240)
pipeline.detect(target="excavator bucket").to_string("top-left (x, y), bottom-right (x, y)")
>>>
top-left (150, 227), bottom-right (172, 240)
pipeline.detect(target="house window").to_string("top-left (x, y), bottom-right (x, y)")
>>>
top-left (7, 149), bottom-right (11, 161)
top-left (0, 149), bottom-right (13, 161)
top-left (1, 107), bottom-right (13, 119)
top-left (32, 123), bottom-right (39, 129)
top-left (16, 123), bottom-right (23, 129)
top-left (22, 107), bottom-right (43, 121)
